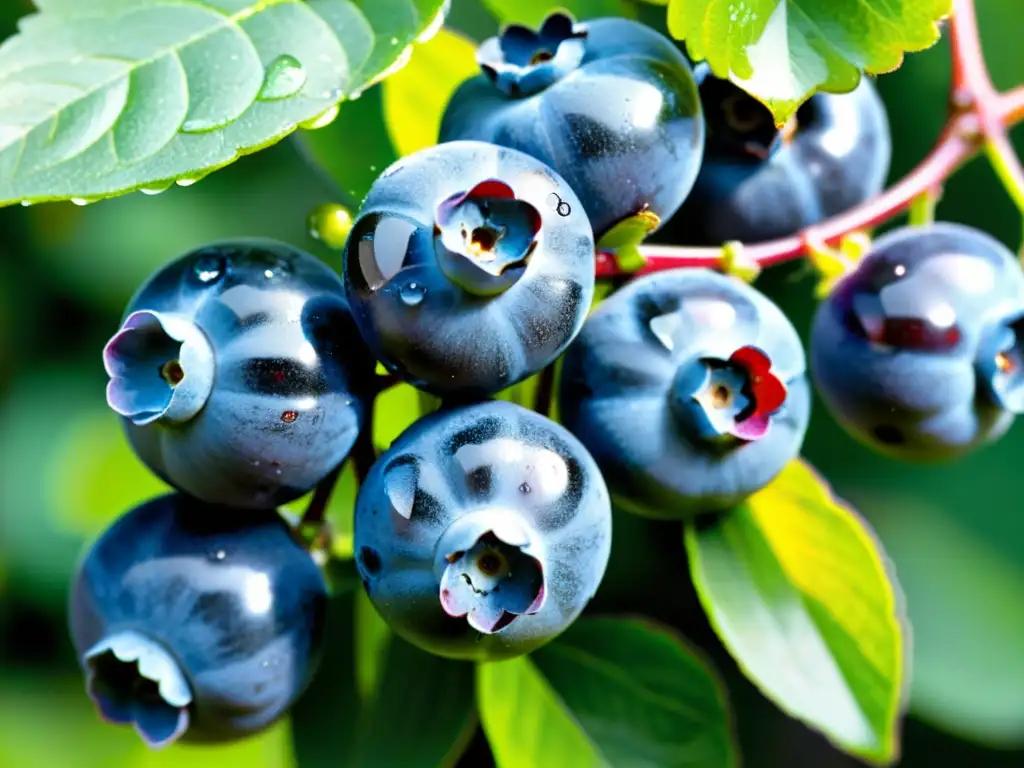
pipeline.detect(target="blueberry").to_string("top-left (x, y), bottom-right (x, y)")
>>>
top-left (68, 493), bottom-right (327, 748)
top-left (103, 239), bottom-right (375, 508)
top-left (811, 223), bottom-right (1024, 460)
top-left (658, 74), bottom-right (890, 245)
top-left (559, 269), bottom-right (810, 518)
top-left (343, 141), bottom-right (595, 397)
top-left (439, 12), bottom-right (704, 238)
top-left (354, 401), bottom-right (611, 661)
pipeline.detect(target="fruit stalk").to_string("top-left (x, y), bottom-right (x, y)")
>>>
top-left (604, 0), bottom-right (1024, 278)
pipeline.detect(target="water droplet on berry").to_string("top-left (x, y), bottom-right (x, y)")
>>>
top-left (193, 255), bottom-right (225, 283)
top-left (308, 203), bottom-right (353, 249)
top-left (259, 55), bottom-right (307, 101)
top-left (300, 104), bottom-right (340, 131)
top-left (399, 282), bottom-right (426, 306)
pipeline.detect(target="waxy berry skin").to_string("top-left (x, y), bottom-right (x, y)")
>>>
top-left (559, 269), bottom-right (810, 518)
top-left (69, 494), bottom-right (327, 748)
top-left (439, 13), bottom-right (704, 238)
top-left (812, 223), bottom-right (1024, 460)
top-left (103, 240), bottom-right (374, 509)
top-left (354, 401), bottom-right (612, 662)
top-left (661, 74), bottom-right (890, 245)
top-left (343, 140), bottom-right (595, 398)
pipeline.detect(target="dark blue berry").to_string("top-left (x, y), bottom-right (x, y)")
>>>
top-left (811, 223), bottom-right (1024, 460)
top-left (439, 13), bottom-right (704, 238)
top-left (69, 493), bottom-right (327, 748)
top-left (343, 141), bottom-right (595, 397)
top-left (354, 401), bottom-right (611, 661)
top-left (659, 75), bottom-right (890, 245)
top-left (103, 239), bottom-right (374, 508)
top-left (559, 269), bottom-right (810, 518)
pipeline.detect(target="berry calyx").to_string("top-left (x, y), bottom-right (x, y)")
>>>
top-left (477, 12), bottom-right (587, 97)
top-left (104, 310), bottom-right (214, 426)
top-left (433, 179), bottom-right (542, 296)
top-left (435, 511), bottom-right (545, 634)
top-left (84, 630), bottom-right (192, 748)
top-left (669, 345), bottom-right (788, 444)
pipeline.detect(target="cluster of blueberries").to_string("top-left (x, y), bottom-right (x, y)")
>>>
top-left (69, 11), bottom-right (1024, 751)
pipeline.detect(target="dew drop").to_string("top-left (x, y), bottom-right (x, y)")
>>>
top-left (389, 36), bottom-right (399, 45)
top-left (140, 183), bottom-right (171, 196)
top-left (519, 482), bottom-right (531, 494)
top-left (176, 175), bottom-right (204, 188)
top-left (20, 200), bottom-right (32, 207)
top-left (307, 202), bottom-right (354, 249)
top-left (71, 197), bottom-right (91, 207)
top-left (180, 117), bottom-right (227, 134)
top-left (399, 281), bottom-right (426, 306)
top-left (193, 255), bottom-right (225, 283)
top-left (258, 54), bottom-right (307, 101)
top-left (348, 88), bottom-right (364, 101)
top-left (299, 104), bottom-right (340, 131)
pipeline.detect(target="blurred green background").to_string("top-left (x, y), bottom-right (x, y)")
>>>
top-left (1, 1), bottom-right (1023, 766)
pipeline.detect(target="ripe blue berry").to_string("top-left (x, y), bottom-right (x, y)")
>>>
top-left (559, 269), bottom-right (810, 518)
top-left (343, 140), bottom-right (595, 398)
top-left (354, 401), bottom-right (611, 661)
top-left (660, 74), bottom-right (890, 245)
top-left (811, 223), bottom-right (1024, 460)
top-left (439, 12), bottom-right (704, 238)
top-left (69, 494), bottom-right (327, 748)
top-left (104, 240), bottom-right (374, 509)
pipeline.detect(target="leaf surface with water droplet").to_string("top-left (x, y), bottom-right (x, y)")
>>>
top-left (0, 0), bottom-right (449, 206)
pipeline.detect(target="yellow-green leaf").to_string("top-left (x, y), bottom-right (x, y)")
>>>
top-left (685, 459), bottom-right (907, 765)
top-left (667, 0), bottom-right (951, 124)
top-left (382, 26), bottom-right (478, 157)
top-left (478, 617), bottom-right (738, 768)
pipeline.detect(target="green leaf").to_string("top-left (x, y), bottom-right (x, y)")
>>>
top-left (480, 0), bottom-right (635, 25)
top-left (0, 0), bottom-right (449, 206)
top-left (667, 0), bottom-right (950, 124)
top-left (382, 26), bottom-right (478, 157)
top-left (685, 459), bottom-right (907, 765)
top-left (866, 496), bottom-right (1024, 747)
top-left (292, 589), bottom-right (476, 768)
top-left (478, 617), bottom-right (738, 768)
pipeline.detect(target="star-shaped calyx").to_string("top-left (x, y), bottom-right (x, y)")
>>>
top-left (671, 345), bottom-right (788, 443)
top-left (476, 12), bottom-right (588, 97)
top-left (103, 310), bottom-right (215, 426)
top-left (434, 179), bottom-right (542, 297)
top-left (84, 631), bottom-right (193, 749)
top-left (434, 510), bottom-right (546, 634)
top-left (978, 317), bottom-right (1024, 413)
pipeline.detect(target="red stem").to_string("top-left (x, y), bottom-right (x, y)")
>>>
top-left (602, 0), bottom-right (1024, 279)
